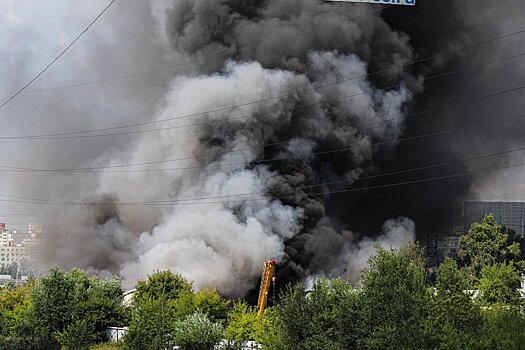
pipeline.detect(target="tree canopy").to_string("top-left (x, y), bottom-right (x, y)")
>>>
top-left (2, 213), bottom-right (525, 350)
top-left (458, 214), bottom-right (524, 279)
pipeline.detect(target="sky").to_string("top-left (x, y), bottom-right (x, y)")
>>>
top-left (0, 0), bottom-right (171, 229)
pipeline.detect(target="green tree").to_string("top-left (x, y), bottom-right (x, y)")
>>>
top-left (276, 277), bottom-right (360, 350)
top-left (134, 270), bottom-right (192, 304)
top-left (458, 214), bottom-right (523, 279)
top-left (172, 311), bottom-right (224, 350)
top-left (26, 268), bottom-right (126, 349)
top-left (224, 302), bottom-right (286, 350)
top-left (479, 306), bottom-right (525, 350)
top-left (425, 258), bottom-right (481, 350)
top-left (0, 282), bottom-right (31, 338)
top-left (252, 307), bottom-right (286, 350)
top-left (174, 288), bottom-right (229, 323)
top-left (124, 270), bottom-right (194, 350)
top-left (0, 262), bottom-right (19, 279)
top-left (477, 262), bottom-right (521, 305)
top-left (225, 302), bottom-right (258, 345)
top-left (123, 297), bottom-right (176, 350)
top-left (360, 244), bottom-right (427, 350)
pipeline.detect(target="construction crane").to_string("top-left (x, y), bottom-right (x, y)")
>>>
top-left (256, 258), bottom-right (276, 317)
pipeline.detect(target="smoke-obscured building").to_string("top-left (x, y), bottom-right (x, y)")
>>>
top-left (435, 201), bottom-right (525, 261)
top-left (463, 201), bottom-right (525, 238)
top-left (0, 223), bottom-right (45, 278)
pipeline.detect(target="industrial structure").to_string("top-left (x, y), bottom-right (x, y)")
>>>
top-left (463, 201), bottom-right (525, 237)
top-left (256, 259), bottom-right (276, 317)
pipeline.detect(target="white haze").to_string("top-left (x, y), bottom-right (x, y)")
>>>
top-left (1, 0), bottom-right (420, 295)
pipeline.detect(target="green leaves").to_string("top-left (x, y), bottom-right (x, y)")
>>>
top-left (479, 306), bottom-right (525, 350)
top-left (172, 311), bottom-right (224, 350)
top-left (124, 271), bottom-right (229, 350)
top-left (458, 214), bottom-right (523, 280)
top-left (276, 277), bottom-right (360, 350)
top-left (477, 262), bottom-right (521, 305)
top-left (134, 270), bottom-right (192, 304)
top-left (26, 268), bottom-right (126, 348)
top-left (425, 258), bottom-right (482, 349)
top-left (224, 301), bottom-right (258, 344)
top-left (360, 244), bottom-right (427, 350)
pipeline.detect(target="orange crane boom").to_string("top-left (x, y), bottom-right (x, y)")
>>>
top-left (256, 258), bottom-right (276, 316)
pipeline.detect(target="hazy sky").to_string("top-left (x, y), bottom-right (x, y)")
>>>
top-left (0, 0), bottom-right (170, 228)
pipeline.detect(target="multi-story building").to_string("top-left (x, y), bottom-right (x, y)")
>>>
top-left (440, 236), bottom-right (461, 258)
top-left (0, 223), bottom-right (44, 269)
top-left (463, 201), bottom-right (525, 237)
top-left (0, 244), bottom-right (31, 265)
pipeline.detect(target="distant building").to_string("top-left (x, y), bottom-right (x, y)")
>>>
top-left (463, 201), bottom-right (525, 237)
top-left (28, 223), bottom-right (43, 234)
top-left (123, 289), bottom-right (137, 307)
top-left (0, 244), bottom-right (31, 265)
top-left (0, 223), bottom-right (45, 277)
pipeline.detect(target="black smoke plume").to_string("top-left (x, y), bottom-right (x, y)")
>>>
top-left (12, 0), bottom-right (524, 295)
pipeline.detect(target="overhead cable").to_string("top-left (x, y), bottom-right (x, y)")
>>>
top-left (1, 99), bottom-right (525, 172)
top-left (2, 28), bottom-right (525, 138)
top-left (1, 143), bottom-right (525, 206)
top-left (0, 0), bottom-right (116, 110)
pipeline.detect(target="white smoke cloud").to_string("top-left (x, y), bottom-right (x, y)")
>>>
top-left (341, 217), bottom-right (416, 282)
top-left (4, 0), bottom-right (424, 296)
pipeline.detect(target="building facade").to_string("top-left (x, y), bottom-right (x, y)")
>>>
top-left (0, 223), bottom-right (44, 274)
top-left (463, 201), bottom-right (525, 237)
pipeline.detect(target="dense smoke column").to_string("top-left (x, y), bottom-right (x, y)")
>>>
top-left (31, 0), bottom-right (525, 296)
top-left (152, 0), bottom-right (421, 291)
top-left (351, 0), bottom-right (525, 235)
top-left (40, 0), bottom-right (493, 295)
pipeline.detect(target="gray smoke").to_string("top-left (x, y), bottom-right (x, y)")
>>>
top-left (453, 0), bottom-right (525, 201)
top-left (1, 0), bottom-right (440, 295)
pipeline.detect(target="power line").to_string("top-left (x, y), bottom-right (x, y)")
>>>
top-left (1, 156), bottom-right (525, 207)
top-left (0, 0), bottom-right (116, 110)
top-left (0, 4), bottom-right (392, 97)
top-left (2, 27), bottom-right (525, 139)
top-left (1, 49), bottom-right (524, 141)
top-left (0, 214), bottom-right (37, 217)
top-left (0, 65), bottom-right (173, 97)
top-left (0, 52), bottom-right (233, 97)
top-left (19, 141), bottom-right (525, 203)
top-left (1, 100), bottom-right (525, 173)
top-left (12, 22), bottom-right (399, 93)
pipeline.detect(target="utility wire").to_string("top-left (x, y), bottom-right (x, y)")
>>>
top-left (2, 49), bottom-right (525, 141)
top-left (0, 3), bottom-right (391, 97)
top-left (1, 157), bottom-right (525, 207)
top-left (1, 85), bottom-right (525, 172)
top-left (3, 109), bottom-right (525, 173)
top-left (0, 0), bottom-right (116, 110)
top-left (2, 26), bottom-right (525, 138)
top-left (0, 65), bottom-right (172, 96)
top-left (19, 142), bottom-right (525, 202)
top-left (0, 214), bottom-right (36, 217)
top-left (0, 65), bottom-right (170, 96)
top-left (0, 52), bottom-right (232, 97)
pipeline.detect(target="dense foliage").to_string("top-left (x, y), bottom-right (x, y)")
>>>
top-left (123, 270), bottom-right (228, 350)
top-left (0, 268), bottom-right (127, 349)
top-left (1, 214), bottom-right (524, 349)
top-left (458, 214), bottom-right (524, 278)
